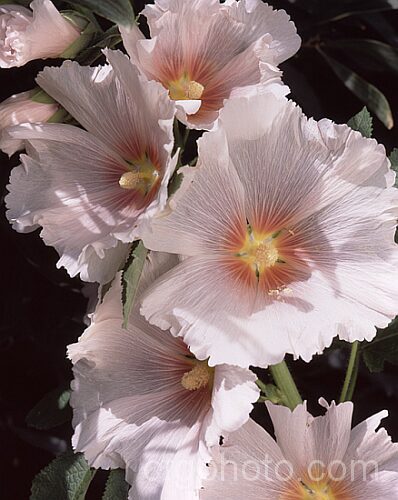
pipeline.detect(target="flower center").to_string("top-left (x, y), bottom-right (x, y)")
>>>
top-left (237, 228), bottom-right (282, 278)
top-left (167, 73), bottom-right (204, 100)
top-left (181, 360), bottom-right (214, 391)
top-left (296, 480), bottom-right (338, 500)
top-left (119, 154), bottom-right (159, 194)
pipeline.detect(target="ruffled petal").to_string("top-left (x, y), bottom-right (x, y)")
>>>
top-left (267, 400), bottom-right (353, 477)
top-left (36, 50), bottom-right (175, 162)
top-left (4, 124), bottom-right (142, 283)
top-left (344, 410), bottom-right (398, 484)
top-left (209, 365), bottom-right (258, 439)
top-left (224, 0), bottom-right (301, 64)
top-left (5, 52), bottom-right (176, 283)
top-left (202, 402), bottom-right (398, 499)
top-left (122, 0), bottom-right (299, 129)
top-left (141, 93), bottom-right (398, 367)
top-left (69, 262), bottom-right (256, 498)
top-left (201, 418), bottom-right (286, 499)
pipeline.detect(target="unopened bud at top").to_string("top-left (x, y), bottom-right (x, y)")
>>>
top-left (0, 0), bottom-right (86, 68)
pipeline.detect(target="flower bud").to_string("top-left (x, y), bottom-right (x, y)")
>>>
top-left (0, 0), bottom-right (83, 68)
top-left (0, 89), bottom-right (59, 153)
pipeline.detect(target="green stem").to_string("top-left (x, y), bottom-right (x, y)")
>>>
top-left (173, 120), bottom-right (191, 166)
top-left (269, 360), bottom-right (302, 410)
top-left (340, 340), bottom-right (360, 403)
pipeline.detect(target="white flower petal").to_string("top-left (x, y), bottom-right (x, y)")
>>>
top-left (201, 418), bottom-right (286, 500)
top-left (141, 94), bottom-right (398, 367)
top-left (5, 52), bottom-right (176, 283)
top-left (121, 0), bottom-right (300, 129)
top-left (202, 401), bottom-right (398, 498)
top-left (69, 262), bottom-right (257, 498)
top-left (36, 50), bottom-right (175, 161)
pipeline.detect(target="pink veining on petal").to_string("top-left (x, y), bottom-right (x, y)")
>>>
top-left (122, 0), bottom-right (300, 129)
top-left (68, 259), bottom-right (258, 497)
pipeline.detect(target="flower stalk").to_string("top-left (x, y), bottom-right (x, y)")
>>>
top-left (340, 340), bottom-right (360, 403)
top-left (269, 360), bottom-right (302, 411)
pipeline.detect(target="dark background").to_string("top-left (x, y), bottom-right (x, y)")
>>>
top-left (1, 0), bottom-right (398, 498)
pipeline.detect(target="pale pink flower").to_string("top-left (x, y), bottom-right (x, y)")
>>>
top-left (120, 0), bottom-right (300, 130)
top-left (0, 0), bottom-right (81, 68)
top-left (140, 93), bottom-right (398, 368)
top-left (201, 400), bottom-right (398, 499)
top-left (0, 90), bottom-right (58, 152)
top-left (2, 50), bottom-right (177, 284)
top-left (68, 253), bottom-right (259, 500)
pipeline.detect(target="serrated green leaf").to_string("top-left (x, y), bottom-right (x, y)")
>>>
top-left (389, 148), bottom-right (398, 187)
top-left (102, 469), bottom-right (129, 500)
top-left (26, 385), bottom-right (72, 430)
top-left (389, 148), bottom-right (398, 168)
top-left (63, 0), bottom-right (134, 27)
top-left (121, 241), bottom-right (148, 328)
top-left (320, 50), bottom-right (394, 129)
top-left (30, 452), bottom-right (94, 500)
top-left (362, 317), bottom-right (398, 372)
top-left (347, 107), bottom-right (373, 138)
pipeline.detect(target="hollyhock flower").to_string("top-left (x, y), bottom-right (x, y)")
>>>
top-left (140, 93), bottom-right (398, 368)
top-left (120, 0), bottom-right (300, 130)
top-left (2, 50), bottom-right (176, 283)
top-left (68, 253), bottom-right (259, 499)
top-left (0, 90), bottom-right (59, 153)
top-left (201, 400), bottom-right (398, 499)
top-left (0, 0), bottom-right (81, 68)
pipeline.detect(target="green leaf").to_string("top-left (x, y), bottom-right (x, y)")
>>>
top-left (389, 148), bottom-right (398, 187)
top-left (389, 148), bottom-right (398, 168)
top-left (347, 107), bottom-right (373, 138)
top-left (75, 26), bottom-right (122, 66)
top-left (63, 0), bottom-right (134, 27)
top-left (255, 380), bottom-right (284, 404)
top-left (327, 39), bottom-right (398, 76)
top-left (362, 317), bottom-right (398, 372)
top-left (121, 241), bottom-right (148, 328)
top-left (320, 50), bottom-right (394, 129)
top-left (26, 385), bottom-right (72, 430)
top-left (30, 452), bottom-right (95, 500)
top-left (102, 469), bottom-right (129, 500)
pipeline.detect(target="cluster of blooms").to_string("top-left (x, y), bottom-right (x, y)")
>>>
top-left (1, 0), bottom-right (398, 498)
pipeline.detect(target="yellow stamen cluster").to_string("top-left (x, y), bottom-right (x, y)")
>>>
top-left (237, 229), bottom-right (281, 277)
top-left (118, 155), bottom-right (159, 194)
top-left (293, 479), bottom-right (339, 500)
top-left (186, 80), bottom-right (204, 100)
top-left (119, 171), bottom-right (145, 189)
top-left (181, 361), bottom-right (213, 391)
top-left (168, 74), bottom-right (204, 101)
top-left (251, 242), bottom-right (279, 268)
